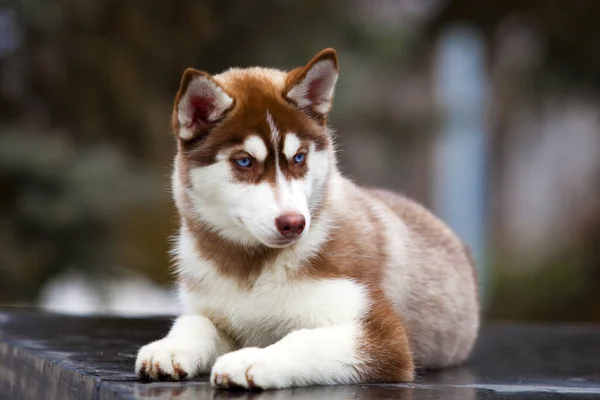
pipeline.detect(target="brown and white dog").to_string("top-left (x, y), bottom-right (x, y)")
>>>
top-left (135, 48), bottom-right (479, 390)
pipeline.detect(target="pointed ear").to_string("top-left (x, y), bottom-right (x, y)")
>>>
top-left (284, 48), bottom-right (339, 120)
top-left (172, 68), bottom-right (234, 141)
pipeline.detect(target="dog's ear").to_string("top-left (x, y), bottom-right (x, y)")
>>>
top-left (284, 48), bottom-right (338, 122)
top-left (172, 69), bottom-right (234, 141)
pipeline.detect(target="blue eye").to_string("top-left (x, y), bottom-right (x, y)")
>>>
top-left (235, 157), bottom-right (252, 168)
top-left (293, 153), bottom-right (306, 164)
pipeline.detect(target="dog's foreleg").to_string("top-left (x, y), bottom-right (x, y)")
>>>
top-left (210, 320), bottom-right (414, 390)
top-left (135, 314), bottom-right (234, 380)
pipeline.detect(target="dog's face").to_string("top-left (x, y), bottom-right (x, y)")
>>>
top-left (172, 49), bottom-right (338, 248)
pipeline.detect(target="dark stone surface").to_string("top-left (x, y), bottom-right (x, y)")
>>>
top-left (1, 307), bottom-right (600, 399)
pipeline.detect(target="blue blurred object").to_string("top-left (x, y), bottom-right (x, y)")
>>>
top-left (0, 8), bottom-right (21, 58)
top-left (433, 24), bottom-right (490, 306)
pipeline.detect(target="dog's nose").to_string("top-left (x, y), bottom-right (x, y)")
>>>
top-left (275, 213), bottom-right (306, 238)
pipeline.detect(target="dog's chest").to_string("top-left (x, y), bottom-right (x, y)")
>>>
top-left (181, 269), bottom-right (367, 348)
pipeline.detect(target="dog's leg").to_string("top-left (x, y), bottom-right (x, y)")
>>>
top-left (135, 314), bottom-right (234, 381)
top-left (210, 319), bottom-right (414, 390)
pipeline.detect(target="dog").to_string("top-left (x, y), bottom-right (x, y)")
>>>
top-left (135, 48), bottom-right (480, 390)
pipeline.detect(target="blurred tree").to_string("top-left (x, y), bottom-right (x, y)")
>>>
top-left (428, 0), bottom-right (600, 322)
top-left (1, 0), bottom-right (420, 303)
top-left (1, 0), bottom-right (599, 323)
top-left (429, 0), bottom-right (600, 88)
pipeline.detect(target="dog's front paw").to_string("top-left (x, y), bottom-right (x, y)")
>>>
top-left (211, 348), bottom-right (284, 390)
top-left (135, 338), bottom-right (205, 381)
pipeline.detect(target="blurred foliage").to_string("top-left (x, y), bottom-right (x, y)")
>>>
top-left (427, 0), bottom-right (600, 321)
top-left (488, 171), bottom-right (600, 321)
top-left (0, 128), bottom-right (163, 302)
top-left (428, 0), bottom-right (600, 89)
top-left (1, 0), bottom-right (418, 303)
top-left (0, 0), bottom-right (599, 321)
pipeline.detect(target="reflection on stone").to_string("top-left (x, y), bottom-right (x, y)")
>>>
top-left (1, 309), bottom-right (600, 399)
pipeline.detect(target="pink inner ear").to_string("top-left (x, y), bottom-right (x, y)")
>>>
top-left (307, 77), bottom-right (326, 103)
top-left (190, 96), bottom-right (215, 125)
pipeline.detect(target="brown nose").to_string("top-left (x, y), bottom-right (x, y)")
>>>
top-left (275, 213), bottom-right (306, 238)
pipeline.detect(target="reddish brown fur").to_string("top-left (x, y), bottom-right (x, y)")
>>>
top-left (174, 73), bottom-right (329, 198)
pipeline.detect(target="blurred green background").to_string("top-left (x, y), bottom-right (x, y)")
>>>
top-left (0, 0), bottom-right (599, 321)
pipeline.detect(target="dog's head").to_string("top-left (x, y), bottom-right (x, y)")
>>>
top-left (172, 49), bottom-right (338, 248)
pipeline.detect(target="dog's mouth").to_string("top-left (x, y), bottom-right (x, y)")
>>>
top-left (262, 237), bottom-right (299, 249)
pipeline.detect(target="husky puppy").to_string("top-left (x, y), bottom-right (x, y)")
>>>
top-left (135, 48), bottom-right (479, 390)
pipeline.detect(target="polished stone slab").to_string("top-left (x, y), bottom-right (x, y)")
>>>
top-left (1, 307), bottom-right (599, 399)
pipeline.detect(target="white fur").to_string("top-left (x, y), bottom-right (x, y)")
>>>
top-left (176, 228), bottom-right (369, 345)
top-left (188, 165), bottom-right (284, 247)
top-left (267, 111), bottom-right (280, 152)
top-left (267, 111), bottom-right (284, 192)
top-left (171, 162), bottom-right (185, 212)
top-left (243, 135), bottom-right (268, 162)
top-left (306, 143), bottom-right (330, 212)
top-left (177, 75), bottom-right (233, 140)
top-left (140, 164), bottom-right (373, 388)
top-left (211, 325), bottom-right (362, 389)
top-left (181, 111), bottom-right (328, 248)
top-left (286, 60), bottom-right (338, 115)
top-left (267, 112), bottom-right (311, 224)
top-left (370, 200), bottom-right (412, 315)
top-left (135, 314), bottom-right (234, 380)
top-left (168, 226), bottom-right (370, 388)
top-left (275, 176), bottom-right (311, 221)
top-left (283, 133), bottom-right (302, 160)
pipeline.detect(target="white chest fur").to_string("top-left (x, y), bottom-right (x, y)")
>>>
top-left (176, 233), bottom-right (369, 348)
